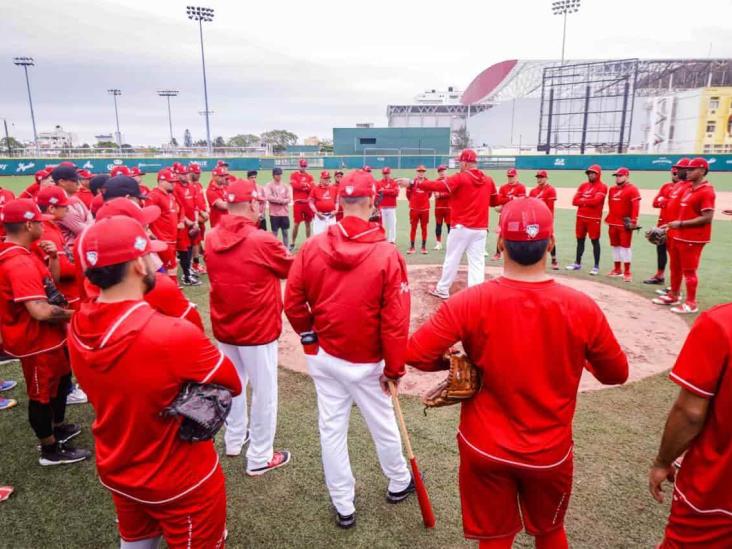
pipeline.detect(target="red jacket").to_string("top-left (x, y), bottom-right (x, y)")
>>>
top-left (572, 179), bottom-right (608, 220)
top-left (32, 220), bottom-right (80, 305)
top-left (291, 171), bottom-right (314, 203)
top-left (205, 216), bottom-right (293, 345)
top-left (206, 180), bottom-right (228, 228)
top-left (68, 300), bottom-right (241, 504)
top-left (605, 183), bottom-right (641, 226)
top-left (378, 178), bottom-right (399, 208)
top-left (419, 169), bottom-right (503, 230)
top-left (498, 181), bottom-right (527, 201)
top-left (284, 216), bottom-right (410, 379)
top-left (146, 187), bottom-right (180, 244)
top-left (433, 176), bottom-right (451, 209)
top-left (406, 179), bottom-right (432, 211)
top-left (406, 277), bottom-right (628, 467)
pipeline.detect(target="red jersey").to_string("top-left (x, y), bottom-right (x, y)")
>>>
top-left (406, 277), bottom-right (628, 467)
top-left (31, 220), bottom-right (80, 305)
top-left (90, 194), bottom-right (104, 217)
top-left (419, 169), bottom-right (502, 230)
top-left (173, 182), bottom-right (198, 223)
top-left (0, 243), bottom-right (67, 358)
top-left (498, 181), bottom-right (527, 201)
top-left (206, 180), bottom-right (228, 228)
top-left (572, 181), bottom-right (608, 220)
top-left (669, 303), bottom-right (732, 516)
top-left (76, 187), bottom-right (94, 209)
top-left (377, 178), bottom-right (399, 208)
top-left (309, 184), bottom-right (337, 214)
top-left (146, 187), bottom-right (180, 244)
top-left (290, 171), bottom-right (314, 203)
top-left (285, 216), bottom-right (410, 379)
top-left (433, 176), bottom-right (451, 209)
top-left (652, 181), bottom-right (675, 226)
top-left (205, 216), bottom-right (293, 346)
top-left (68, 300), bottom-right (241, 504)
top-left (529, 183), bottom-right (558, 215)
top-left (191, 181), bottom-right (207, 214)
top-left (406, 179), bottom-right (432, 211)
top-left (605, 183), bottom-right (641, 226)
top-left (20, 182), bottom-right (40, 200)
top-left (676, 182), bottom-right (715, 244)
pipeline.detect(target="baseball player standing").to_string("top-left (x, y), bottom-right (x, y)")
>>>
top-left (205, 179), bottom-right (293, 472)
top-left (566, 165), bottom-right (607, 275)
top-left (146, 169), bottom-right (182, 281)
top-left (644, 166), bottom-right (681, 285)
top-left (605, 167), bottom-right (641, 282)
top-left (52, 165), bottom-right (94, 246)
top-left (19, 168), bottom-right (52, 200)
top-left (529, 170), bottom-right (559, 270)
top-left (188, 163), bottom-right (209, 276)
top-left (309, 171), bottom-right (337, 236)
top-left (205, 166), bottom-right (230, 228)
top-left (407, 198), bottom-right (628, 547)
top-left (172, 166), bottom-right (201, 287)
top-left (405, 165), bottom-right (432, 254)
top-left (264, 167), bottom-right (293, 247)
top-left (418, 149), bottom-right (503, 299)
top-left (377, 167), bottom-right (399, 243)
top-left (290, 159), bottom-right (314, 250)
top-left (284, 170), bottom-right (413, 529)
top-left (491, 168), bottom-right (526, 261)
top-left (649, 302), bottom-right (732, 547)
top-left (432, 165), bottom-right (451, 251)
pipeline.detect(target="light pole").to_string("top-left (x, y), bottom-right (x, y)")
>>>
top-left (186, 6), bottom-right (214, 156)
top-left (13, 57), bottom-right (39, 155)
top-left (107, 89), bottom-right (123, 148)
top-left (157, 90), bottom-right (179, 147)
top-left (551, 0), bottom-right (581, 65)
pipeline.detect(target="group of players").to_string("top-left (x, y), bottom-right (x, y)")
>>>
top-left (0, 149), bottom-right (728, 548)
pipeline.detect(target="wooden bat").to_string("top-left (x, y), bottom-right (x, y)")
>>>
top-left (388, 381), bottom-right (436, 529)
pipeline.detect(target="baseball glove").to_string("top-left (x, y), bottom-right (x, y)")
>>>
top-left (422, 352), bottom-right (481, 410)
top-left (162, 383), bottom-right (233, 442)
top-left (188, 224), bottom-right (201, 239)
top-left (623, 217), bottom-right (641, 231)
top-left (645, 226), bottom-right (667, 246)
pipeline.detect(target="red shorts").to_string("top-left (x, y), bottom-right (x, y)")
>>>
top-left (20, 347), bottom-right (71, 403)
top-left (659, 489), bottom-right (732, 548)
top-left (676, 241), bottom-right (705, 271)
top-left (409, 209), bottom-right (429, 226)
top-left (112, 466), bottom-right (227, 548)
top-left (608, 225), bottom-right (633, 247)
top-left (458, 435), bottom-right (572, 540)
top-left (293, 202), bottom-right (314, 223)
top-left (435, 208), bottom-right (451, 226)
top-left (157, 243), bottom-right (178, 272)
top-left (192, 222), bottom-right (205, 246)
top-left (575, 217), bottom-right (601, 240)
top-left (176, 228), bottom-right (191, 252)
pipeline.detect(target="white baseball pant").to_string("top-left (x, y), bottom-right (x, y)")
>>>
top-left (381, 207), bottom-right (397, 243)
top-left (306, 349), bottom-right (411, 516)
top-left (435, 225), bottom-right (487, 295)
top-left (312, 215), bottom-right (336, 236)
top-left (219, 340), bottom-right (278, 470)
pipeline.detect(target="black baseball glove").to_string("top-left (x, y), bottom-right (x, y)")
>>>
top-left (623, 217), bottom-right (641, 231)
top-left (162, 383), bottom-right (233, 442)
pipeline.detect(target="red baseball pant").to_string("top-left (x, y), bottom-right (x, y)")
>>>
top-left (668, 240), bottom-right (705, 304)
top-left (659, 489), bottom-right (732, 548)
top-left (608, 225), bottom-right (633, 248)
top-left (409, 209), bottom-right (429, 245)
top-left (20, 347), bottom-right (71, 404)
top-left (293, 202), bottom-right (314, 223)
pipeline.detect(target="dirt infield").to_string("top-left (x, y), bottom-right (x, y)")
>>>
top-left (278, 264), bottom-right (689, 397)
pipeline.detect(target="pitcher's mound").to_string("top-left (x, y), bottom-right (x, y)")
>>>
top-left (279, 265), bottom-right (689, 397)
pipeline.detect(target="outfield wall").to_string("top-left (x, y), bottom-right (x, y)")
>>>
top-left (515, 154), bottom-right (732, 171)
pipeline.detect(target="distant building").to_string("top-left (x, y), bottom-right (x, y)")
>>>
top-left (94, 134), bottom-right (115, 145)
top-left (303, 136), bottom-right (320, 146)
top-left (38, 125), bottom-right (76, 149)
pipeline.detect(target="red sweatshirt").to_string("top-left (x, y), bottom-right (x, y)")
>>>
top-left (378, 178), bottom-right (399, 208)
top-left (406, 179), bottom-right (432, 211)
top-left (291, 171), bottom-right (314, 203)
top-left (31, 220), bottom-right (80, 305)
top-left (572, 179), bottom-right (608, 220)
top-left (146, 187), bottom-right (180, 245)
top-left (406, 277), bottom-right (628, 467)
top-left (284, 216), bottom-right (410, 379)
top-left (206, 181), bottom-right (228, 228)
top-left (652, 181), bottom-right (675, 226)
top-left (605, 182), bottom-right (641, 226)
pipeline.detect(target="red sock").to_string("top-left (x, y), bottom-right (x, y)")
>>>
top-left (624, 262), bottom-right (631, 275)
top-left (614, 261), bottom-right (621, 272)
top-left (535, 527), bottom-right (568, 549)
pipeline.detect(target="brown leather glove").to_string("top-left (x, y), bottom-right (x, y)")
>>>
top-left (422, 352), bottom-right (481, 410)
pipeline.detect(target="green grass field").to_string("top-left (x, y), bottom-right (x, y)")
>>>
top-left (1, 189), bottom-right (731, 548)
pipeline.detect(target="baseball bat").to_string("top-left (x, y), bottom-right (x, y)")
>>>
top-left (388, 380), bottom-right (436, 529)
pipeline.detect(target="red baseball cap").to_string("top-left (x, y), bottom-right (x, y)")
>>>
top-left (458, 149), bottom-right (477, 163)
top-left (58, 161), bottom-right (77, 168)
top-left (362, 165), bottom-right (372, 173)
top-left (382, 167), bottom-right (392, 174)
top-left (80, 216), bottom-right (167, 269)
top-left (96, 197), bottom-right (161, 226)
top-left (225, 179), bottom-right (259, 203)
top-left (437, 165), bottom-right (447, 172)
top-left (416, 165), bottom-right (427, 172)
top-left (612, 167), bottom-right (630, 176)
top-left (507, 168), bottom-right (517, 177)
top-left (216, 160), bottom-right (229, 168)
top-left (37, 186), bottom-right (70, 208)
top-left (172, 163), bottom-right (188, 175)
top-left (157, 168), bottom-right (179, 182)
top-left (673, 157), bottom-right (690, 168)
top-left (35, 168), bottom-right (51, 182)
top-left (298, 159), bottom-right (308, 168)
top-left (535, 170), bottom-right (548, 178)
top-left (110, 165), bottom-right (131, 177)
top-left (1, 199), bottom-right (52, 223)
top-left (188, 163), bottom-right (202, 175)
top-left (500, 197), bottom-right (553, 242)
top-left (585, 164), bottom-right (601, 175)
top-left (339, 171), bottom-right (376, 198)
top-left (212, 166), bottom-right (229, 177)
top-left (688, 157), bottom-right (709, 170)
top-left (320, 170), bottom-right (331, 179)
top-left (129, 166), bottom-right (146, 177)
top-left (76, 169), bottom-right (93, 179)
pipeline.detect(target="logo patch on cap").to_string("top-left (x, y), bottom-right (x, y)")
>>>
top-left (86, 251), bottom-right (98, 266)
top-left (345, 186), bottom-right (354, 195)
top-left (23, 211), bottom-right (34, 220)
top-left (49, 197), bottom-right (58, 205)
top-left (228, 193), bottom-right (235, 202)
top-left (133, 236), bottom-right (147, 252)
top-left (526, 224), bottom-right (540, 239)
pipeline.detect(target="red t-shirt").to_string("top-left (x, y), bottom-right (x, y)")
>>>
top-left (0, 243), bottom-right (67, 358)
top-left (669, 303), bottom-right (732, 516)
top-left (290, 171), bottom-right (314, 203)
top-left (206, 181), bottom-right (228, 228)
top-left (31, 220), bottom-right (80, 305)
top-left (433, 176), bottom-right (451, 209)
top-left (406, 277), bottom-right (628, 467)
top-left (652, 181), bottom-right (675, 226)
top-left (529, 183), bottom-right (557, 215)
top-left (605, 183), bottom-right (641, 226)
top-left (309, 184), bottom-right (337, 213)
top-left (406, 179), bottom-right (432, 211)
top-left (377, 178), bottom-right (399, 208)
top-left (146, 187), bottom-right (180, 244)
top-left (498, 181), bottom-right (527, 201)
top-left (572, 181), bottom-right (607, 220)
top-left (173, 182), bottom-right (198, 223)
top-left (68, 300), bottom-right (241, 504)
top-left (76, 187), bottom-right (94, 209)
top-left (191, 181), bottom-right (207, 214)
top-left (676, 182), bottom-right (715, 244)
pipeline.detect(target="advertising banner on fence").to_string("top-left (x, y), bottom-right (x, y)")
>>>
top-left (515, 154), bottom-right (732, 172)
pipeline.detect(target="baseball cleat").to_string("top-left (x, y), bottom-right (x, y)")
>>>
top-left (406, 247), bottom-right (416, 255)
top-left (652, 295), bottom-right (681, 306)
top-left (336, 511), bottom-right (356, 529)
top-left (643, 276), bottom-right (665, 285)
top-left (421, 248), bottom-right (428, 255)
top-left (428, 288), bottom-right (449, 300)
top-left (246, 450), bottom-right (291, 477)
top-left (39, 443), bottom-right (91, 467)
top-left (54, 423), bottom-right (82, 445)
top-left (589, 267), bottom-right (600, 276)
top-left (66, 384), bottom-right (88, 405)
top-left (0, 379), bottom-right (17, 392)
top-left (192, 263), bottom-right (207, 275)
top-left (607, 270), bottom-right (623, 278)
top-left (671, 302), bottom-right (699, 315)
top-left (566, 263), bottom-right (581, 271)
top-left (433, 242), bottom-right (442, 251)
top-left (622, 273), bottom-right (632, 283)
top-left (181, 277), bottom-right (202, 287)
top-left (656, 287), bottom-right (671, 295)
top-left (0, 398), bottom-right (17, 411)
top-left (386, 477), bottom-right (416, 504)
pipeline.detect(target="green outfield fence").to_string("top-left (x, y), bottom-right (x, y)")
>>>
top-left (1, 153), bottom-right (731, 176)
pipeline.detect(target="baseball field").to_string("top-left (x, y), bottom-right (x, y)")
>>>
top-left (1, 168), bottom-right (731, 547)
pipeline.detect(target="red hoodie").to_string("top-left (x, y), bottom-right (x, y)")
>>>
top-left (406, 179), bottom-right (432, 211)
top-left (572, 166), bottom-right (607, 220)
top-left (31, 220), bottom-right (80, 306)
top-left (205, 215), bottom-right (293, 346)
top-left (284, 216), bottom-right (410, 378)
top-left (377, 178), bottom-right (399, 208)
top-left (68, 300), bottom-right (241, 504)
top-left (418, 168), bottom-right (503, 230)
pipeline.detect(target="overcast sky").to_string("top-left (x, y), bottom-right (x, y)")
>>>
top-left (1, 0), bottom-right (731, 146)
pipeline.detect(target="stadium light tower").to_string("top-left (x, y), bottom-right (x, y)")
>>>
top-left (157, 90), bottom-right (180, 147)
top-left (186, 5), bottom-right (214, 155)
top-left (107, 89), bottom-right (123, 148)
top-left (552, 0), bottom-right (581, 65)
top-left (13, 57), bottom-right (39, 155)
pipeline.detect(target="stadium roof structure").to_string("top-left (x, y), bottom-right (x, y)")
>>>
top-left (461, 58), bottom-right (732, 105)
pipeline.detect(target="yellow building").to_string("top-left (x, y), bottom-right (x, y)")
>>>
top-left (696, 87), bottom-right (732, 154)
